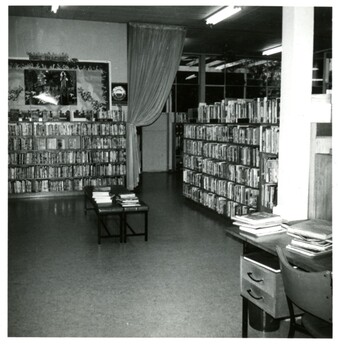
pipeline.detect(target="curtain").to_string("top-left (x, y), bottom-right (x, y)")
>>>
top-left (126, 22), bottom-right (186, 189)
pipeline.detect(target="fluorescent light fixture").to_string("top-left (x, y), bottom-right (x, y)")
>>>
top-left (206, 6), bottom-right (242, 25)
top-left (312, 67), bottom-right (319, 71)
top-left (262, 46), bottom-right (282, 56)
top-left (185, 74), bottom-right (197, 80)
top-left (51, 5), bottom-right (59, 13)
top-left (312, 78), bottom-right (323, 82)
top-left (206, 60), bottom-right (224, 68)
top-left (215, 59), bottom-right (248, 70)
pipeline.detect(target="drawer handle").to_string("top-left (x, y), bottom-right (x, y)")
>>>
top-left (247, 289), bottom-right (263, 301)
top-left (247, 272), bottom-right (263, 283)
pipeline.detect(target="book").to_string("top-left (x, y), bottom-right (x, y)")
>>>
top-left (47, 138), bottom-right (57, 150)
top-left (287, 219), bottom-right (332, 240)
top-left (290, 238), bottom-right (332, 252)
top-left (231, 211), bottom-right (283, 227)
top-left (286, 244), bottom-right (332, 258)
top-left (233, 221), bottom-right (282, 229)
top-left (239, 225), bottom-right (286, 236)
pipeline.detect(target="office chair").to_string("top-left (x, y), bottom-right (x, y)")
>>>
top-left (276, 246), bottom-right (332, 338)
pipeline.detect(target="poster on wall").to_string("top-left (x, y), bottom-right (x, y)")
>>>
top-left (111, 83), bottom-right (128, 105)
top-left (8, 58), bottom-right (110, 112)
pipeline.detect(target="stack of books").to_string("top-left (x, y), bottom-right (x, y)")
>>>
top-left (92, 186), bottom-right (113, 206)
top-left (116, 193), bottom-right (140, 207)
top-left (285, 219), bottom-right (332, 257)
top-left (231, 211), bottom-right (285, 237)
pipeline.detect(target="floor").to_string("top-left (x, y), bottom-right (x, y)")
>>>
top-left (8, 172), bottom-right (302, 339)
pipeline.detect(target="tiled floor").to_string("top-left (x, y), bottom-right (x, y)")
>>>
top-left (8, 172), bottom-right (303, 339)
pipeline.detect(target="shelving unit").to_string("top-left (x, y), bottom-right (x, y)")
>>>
top-left (182, 97), bottom-right (280, 218)
top-left (8, 119), bottom-right (126, 197)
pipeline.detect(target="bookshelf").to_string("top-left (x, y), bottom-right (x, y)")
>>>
top-left (8, 114), bottom-right (126, 197)
top-left (182, 97), bottom-right (280, 218)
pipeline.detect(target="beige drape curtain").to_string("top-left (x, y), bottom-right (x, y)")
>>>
top-left (126, 22), bottom-right (186, 189)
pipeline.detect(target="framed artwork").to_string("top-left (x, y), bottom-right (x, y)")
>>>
top-left (8, 58), bottom-right (111, 111)
top-left (111, 83), bottom-right (128, 105)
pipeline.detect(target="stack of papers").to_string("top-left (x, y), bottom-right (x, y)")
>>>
top-left (116, 193), bottom-right (140, 207)
top-left (231, 211), bottom-right (285, 237)
top-left (285, 219), bottom-right (332, 257)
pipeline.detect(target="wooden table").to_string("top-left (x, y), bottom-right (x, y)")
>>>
top-left (84, 185), bottom-right (149, 243)
top-left (225, 226), bottom-right (332, 337)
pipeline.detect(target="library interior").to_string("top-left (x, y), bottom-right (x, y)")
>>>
top-left (6, 4), bottom-right (334, 342)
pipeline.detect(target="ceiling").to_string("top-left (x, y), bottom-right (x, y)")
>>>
top-left (9, 5), bottom-right (332, 61)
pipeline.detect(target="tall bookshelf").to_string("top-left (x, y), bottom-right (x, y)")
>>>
top-left (8, 113), bottom-right (126, 197)
top-left (182, 97), bottom-right (280, 218)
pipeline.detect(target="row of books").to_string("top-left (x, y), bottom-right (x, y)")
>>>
top-left (9, 150), bottom-right (126, 165)
top-left (183, 154), bottom-right (260, 188)
top-left (197, 98), bottom-right (280, 124)
top-left (9, 164), bottom-right (127, 179)
top-left (202, 159), bottom-right (260, 188)
top-left (183, 170), bottom-right (259, 208)
top-left (184, 141), bottom-right (260, 167)
top-left (260, 126), bottom-right (279, 154)
top-left (8, 176), bottom-right (125, 194)
top-left (261, 157), bottom-right (278, 183)
top-left (184, 124), bottom-right (260, 145)
top-left (81, 137), bottom-right (126, 150)
top-left (261, 184), bottom-right (278, 209)
top-left (8, 136), bottom-right (127, 151)
top-left (183, 183), bottom-right (255, 217)
top-left (34, 123), bottom-right (126, 137)
top-left (8, 121), bottom-right (126, 136)
top-left (175, 112), bottom-right (188, 123)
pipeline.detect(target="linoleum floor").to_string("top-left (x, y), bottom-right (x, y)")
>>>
top-left (8, 172), bottom-right (294, 338)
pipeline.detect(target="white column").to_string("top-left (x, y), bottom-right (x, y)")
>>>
top-left (273, 7), bottom-right (314, 221)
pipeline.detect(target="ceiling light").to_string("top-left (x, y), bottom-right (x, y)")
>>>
top-left (262, 46), bottom-right (282, 56)
top-left (206, 6), bottom-right (242, 25)
top-left (215, 59), bottom-right (248, 70)
top-left (51, 5), bottom-right (59, 14)
top-left (185, 74), bottom-right (197, 80)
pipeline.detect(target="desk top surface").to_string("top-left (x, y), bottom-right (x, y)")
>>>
top-left (225, 226), bottom-right (332, 272)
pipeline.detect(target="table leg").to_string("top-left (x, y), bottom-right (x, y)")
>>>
top-left (242, 297), bottom-right (248, 338)
top-left (145, 212), bottom-right (148, 241)
top-left (98, 215), bottom-right (101, 245)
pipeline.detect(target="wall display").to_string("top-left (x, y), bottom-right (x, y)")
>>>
top-left (111, 83), bottom-right (128, 105)
top-left (8, 58), bottom-right (110, 111)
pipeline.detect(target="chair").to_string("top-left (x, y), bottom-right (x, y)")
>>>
top-left (276, 246), bottom-right (332, 338)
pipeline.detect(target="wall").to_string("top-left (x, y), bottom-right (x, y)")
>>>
top-left (142, 113), bottom-right (171, 172)
top-left (8, 16), bottom-right (127, 83)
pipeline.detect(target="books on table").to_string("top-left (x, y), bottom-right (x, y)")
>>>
top-left (231, 211), bottom-right (283, 227)
top-left (285, 219), bottom-right (332, 258)
top-left (92, 187), bottom-right (112, 205)
top-left (116, 192), bottom-right (140, 207)
top-left (231, 211), bottom-right (285, 238)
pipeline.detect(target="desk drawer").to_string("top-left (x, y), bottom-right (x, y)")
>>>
top-left (240, 254), bottom-right (290, 318)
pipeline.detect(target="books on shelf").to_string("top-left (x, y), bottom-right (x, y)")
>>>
top-left (285, 219), bottom-right (332, 257)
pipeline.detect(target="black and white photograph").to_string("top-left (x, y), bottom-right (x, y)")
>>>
top-left (2, 0), bottom-right (336, 349)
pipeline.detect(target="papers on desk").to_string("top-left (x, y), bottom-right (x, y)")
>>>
top-left (284, 219), bottom-right (332, 258)
top-left (232, 212), bottom-right (285, 237)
